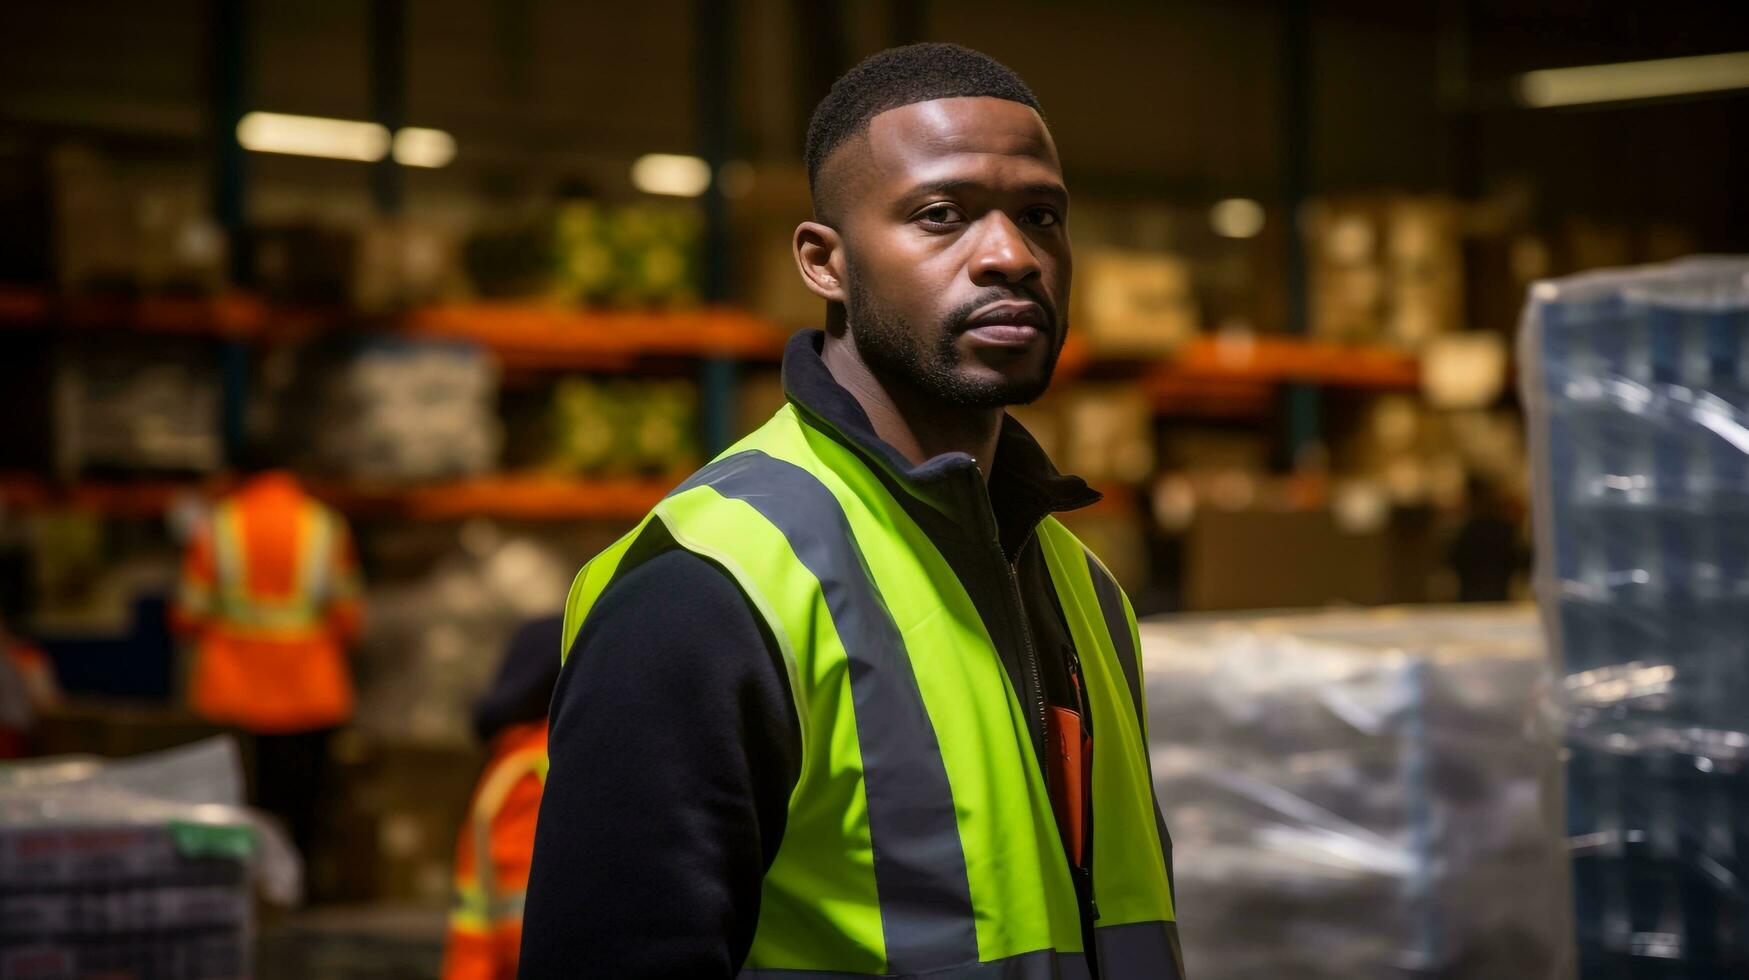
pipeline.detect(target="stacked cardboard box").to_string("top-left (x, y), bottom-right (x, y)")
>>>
top-left (53, 336), bottom-right (223, 475)
top-left (1072, 248), bottom-right (1200, 357)
top-left (350, 521), bottom-right (572, 747)
top-left (1309, 194), bottom-right (1465, 351)
top-left (314, 735), bottom-right (481, 907)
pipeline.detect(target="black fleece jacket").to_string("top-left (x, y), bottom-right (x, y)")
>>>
top-left (520, 330), bottom-right (1107, 978)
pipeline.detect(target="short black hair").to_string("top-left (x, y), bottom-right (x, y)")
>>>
top-left (804, 43), bottom-right (1043, 218)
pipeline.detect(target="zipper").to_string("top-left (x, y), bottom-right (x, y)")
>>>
top-left (970, 466), bottom-right (1049, 766)
top-left (1063, 641), bottom-right (1099, 923)
top-left (1007, 561), bottom-right (1049, 765)
top-left (966, 467), bottom-right (1096, 957)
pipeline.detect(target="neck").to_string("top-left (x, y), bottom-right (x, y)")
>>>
top-left (822, 333), bottom-right (1003, 481)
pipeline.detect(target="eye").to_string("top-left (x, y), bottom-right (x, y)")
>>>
top-left (1024, 206), bottom-right (1062, 228)
top-left (916, 203), bottom-right (965, 227)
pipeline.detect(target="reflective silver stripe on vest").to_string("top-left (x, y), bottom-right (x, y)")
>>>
top-left (1084, 556), bottom-right (1181, 926)
top-left (740, 947), bottom-right (1091, 980)
top-left (676, 451), bottom-right (980, 974)
top-left (1083, 554), bottom-right (1143, 736)
top-left (1095, 921), bottom-right (1185, 980)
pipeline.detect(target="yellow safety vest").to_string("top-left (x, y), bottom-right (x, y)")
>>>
top-left (565, 404), bottom-right (1181, 979)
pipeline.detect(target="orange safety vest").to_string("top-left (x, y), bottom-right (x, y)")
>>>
top-left (0, 641), bottom-right (54, 759)
top-left (172, 472), bottom-right (362, 733)
top-left (442, 721), bottom-right (548, 980)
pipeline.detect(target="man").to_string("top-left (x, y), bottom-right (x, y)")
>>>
top-left (172, 468), bottom-right (362, 860)
top-left (443, 615), bottom-right (562, 980)
top-left (523, 43), bottom-right (1181, 979)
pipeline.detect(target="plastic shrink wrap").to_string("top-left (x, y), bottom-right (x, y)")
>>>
top-left (1523, 257), bottom-right (1749, 978)
top-left (0, 737), bottom-right (298, 979)
top-left (1143, 606), bottom-right (1569, 979)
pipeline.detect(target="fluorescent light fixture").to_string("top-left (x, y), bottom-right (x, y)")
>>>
top-left (1210, 198), bottom-right (1265, 239)
top-left (393, 127), bottom-right (456, 168)
top-left (237, 111), bottom-right (389, 162)
top-left (632, 153), bottom-right (712, 197)
top-left (1517, 50), bottom-right (1749, 107)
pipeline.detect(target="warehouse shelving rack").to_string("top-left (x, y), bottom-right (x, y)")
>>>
top-left (0, 288), bottom-right (1422, 521)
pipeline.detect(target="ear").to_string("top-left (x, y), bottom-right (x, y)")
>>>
top-left (793, 221), bottom-right (848, 304)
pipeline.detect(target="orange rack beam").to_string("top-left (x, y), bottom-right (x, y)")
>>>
top-left (0, 477), bottom-right (208, 518)
top-left (1160, 334), bottom-right (1420, 389)
top-left (0, 290), bottom-right (335, 340)
top-left (1, 473), bottom-right (676, 523)
top-left (0, 290), bottom-right (788, 367)
top-left (399, 303), bottom-right (786, 369)
top-left (315, 472), bottom-right (676, 522)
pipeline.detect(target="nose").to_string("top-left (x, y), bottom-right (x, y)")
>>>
top-left (968, 211), bottom-right (1041, 287)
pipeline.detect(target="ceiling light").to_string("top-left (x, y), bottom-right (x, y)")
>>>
top-left (631, 153), bottom-right (712, 197)
top-left (1210, 198), bottom-right (1265, 239)
top-left (393, 127), bottom-right (456, 168)
top-left (237, 111), bottom-right (389, 162)
top-left (1517, 50), bottom-right (1749, 108)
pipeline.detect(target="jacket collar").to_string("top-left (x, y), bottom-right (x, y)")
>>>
top-left (780, 329), bottom-right (1102, 559)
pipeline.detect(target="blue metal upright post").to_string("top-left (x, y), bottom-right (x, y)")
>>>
top-left (370, 0), bottom-right (406, 217)
top-left (696, 0), bottom-right (738, 454)
top-left (211, 0), bottom-right (250, 466)
top-left (1280, 0), bottom-right (1320, 468)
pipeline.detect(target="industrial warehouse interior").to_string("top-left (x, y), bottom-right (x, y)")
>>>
top-left (2, 2), bottom-right (1748, 978)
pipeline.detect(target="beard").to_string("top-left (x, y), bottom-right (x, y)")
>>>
top-left (844, 271), bottom-right (1064, 410)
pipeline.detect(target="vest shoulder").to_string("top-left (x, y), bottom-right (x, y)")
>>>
top-left (1037, 514), bottom-right (1097, 560)
top-left (1036, 516), bottom-right (1130, 598)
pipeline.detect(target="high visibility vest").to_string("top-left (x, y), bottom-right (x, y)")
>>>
top-left (208, 497), bottom-right (341, 634)
top-left (563, 405), bottom-right (1181, 979)
top-left (175, 474), bottom-right (362, 733)
top-left (445, 723), bottom-right (549, 980)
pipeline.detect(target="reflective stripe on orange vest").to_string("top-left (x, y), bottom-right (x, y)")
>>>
top-left (444, 727), bottom-right (548, 980)
top-left (211, 498), bottom-right (334, 635)
top-left (451, 746), bottom-right (548, 934)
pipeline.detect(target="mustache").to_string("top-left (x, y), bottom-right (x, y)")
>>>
top-left (943, 287), bottom-right (1059, 335)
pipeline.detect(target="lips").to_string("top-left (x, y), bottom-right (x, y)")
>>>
top-left (958, 300), bottom-right (1052, 348)
top-left (961, 300), bottom-right (1050, 333)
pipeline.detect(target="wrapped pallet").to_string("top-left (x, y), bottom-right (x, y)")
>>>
top-left (0, 738), bottom-right (298, 979)
top-left (1143, 605), bottom-right (1569, 979)
top-left (1521, 257), bottom-right (1749, 978)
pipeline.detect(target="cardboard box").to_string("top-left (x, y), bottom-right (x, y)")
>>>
top-left (1061, 384), bottom-right (1154, 484)
top-left (1308, 194), bottom-right (1464, 351)
top-left (354, 221), bottom-right (461, 312)
top-left (314, 735), bottom-right (482, 906)
top-left (1384, 197), bottom-right (1464, 350)
top-left (1072, 248), bottom-right (1199, 356)
top-left (1184, 507), bottom-right (1438, 611)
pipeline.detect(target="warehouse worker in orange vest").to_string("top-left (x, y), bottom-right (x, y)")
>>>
top-left (172, 469), bottom-right (363, 861)
top-left (442, 615), bottom-right (561, 980)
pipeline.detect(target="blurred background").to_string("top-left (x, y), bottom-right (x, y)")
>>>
top-left (0, 1), bottom-right (1746, 978)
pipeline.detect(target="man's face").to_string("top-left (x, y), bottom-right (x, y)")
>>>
top-left (831, 96), bottom-right (1071, 408)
